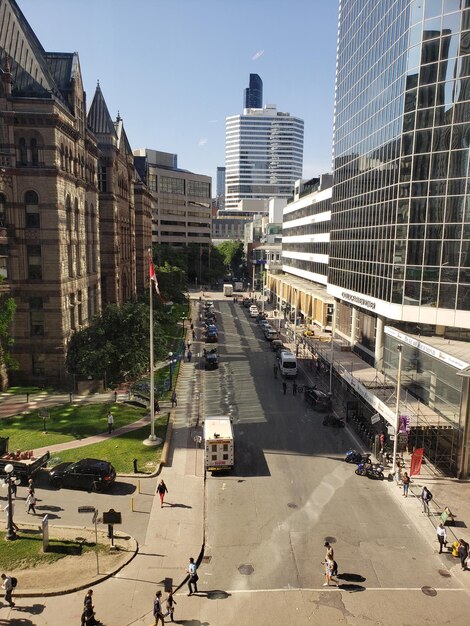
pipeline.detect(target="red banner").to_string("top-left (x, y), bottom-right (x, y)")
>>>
top-left (410, 448), bottom-right (424, 476)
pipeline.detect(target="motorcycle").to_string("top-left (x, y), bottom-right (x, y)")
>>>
top-left (355, 461), bottom-right (385, 480)
top-left (322, 413), bottom-right (345, 427)
top-left (345, 449), bottom-right (371, 464)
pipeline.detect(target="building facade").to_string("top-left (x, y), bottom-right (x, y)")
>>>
top-left (243, 73), bottom-right (263, 109)
top-left (329, 0), bottom-right (470, 476)
top-left (225, 98), bottom-right (304, 211)
top-left (134, 149), bottom-right (211, 247)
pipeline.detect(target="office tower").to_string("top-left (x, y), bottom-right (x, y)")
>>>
top-left (329, 0), bottom-right (470, 476)
top-left (216, 167), bottom-right (226, 197)
top-left (244, 73), bottom-right (263, 109)
top-left (225, 93), bottom-right (304, 211)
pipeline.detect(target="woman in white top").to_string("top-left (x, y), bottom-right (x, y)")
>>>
top-left (436, 523), bottom-right (447, 554)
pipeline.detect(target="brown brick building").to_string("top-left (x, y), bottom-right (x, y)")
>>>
top-left (0, 0), bottom-right (151, 385)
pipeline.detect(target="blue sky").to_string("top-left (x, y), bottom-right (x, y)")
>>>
top-left (19, 0), bottom-right (339, 187)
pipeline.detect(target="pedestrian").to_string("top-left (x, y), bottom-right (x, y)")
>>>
top-left (282, 381), bottom-right (287, 395)
top-left (322, 557), bottom-right (336, 586)
top-left (458, 539), bottom-right (469, 570)
top-left (421, 486), bottom-right (432, 514)
top-left (107, 411), bottom-right (114, 434)
top-left (10, 479), bottom-right (17, 499)
top-left (164, 590), bottom-right (177, 622)
top-left (293, 381), bottom-right (297, 395)
top-left (187, 557), bottom-right (199, 595)
top-left (394, 465), bottom-right (402, 486)
top-left (81, 590), bottom-right (94, 626)
top-left (187, 349), bottom-right (192, 362)
top-left (1, 573), bottom-right (15, 607)
top-left (154, 398), bottom-right (160, 414)
top-left (436, 523), bottom-right (447, 554)
top-left (187, 341), bottom-right (192, 351)
top-left (26, 490), bottom-right (36, 515)
top-left (3, 501), bottom-right (19, 531)
top-left (171, 390), bottom-right (177, 408)
top-left (156, 480), bottom-right (168, 508)
top-left (28, 478), bottom-right (34, 494)
top-left (190, 323), bottom-right (194, 331)
top-left (153, 590), bottom-right (164, 626)
top-left (402, 472), bottom-right (410, 497)
top-left (379, 432), bottom-right (386, 451)
top-left (273, 363), bottom-right (278, 379)
top-left (192, 329), bottom-right (196, 340)
top-left (325, 541), bottom-right (338, 576)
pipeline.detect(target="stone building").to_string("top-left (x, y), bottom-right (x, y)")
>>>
top-left (0, 0), bottom-right (152, 385)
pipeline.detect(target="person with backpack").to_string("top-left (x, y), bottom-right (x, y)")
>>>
top-left (1, 573), bottom-right (16, 607)
top-left (458, 539), bottom-right (469, 570)
top-left (421, 486), bottom-right (433, 515)
top-left (153, 590), bottom-right (164, 625)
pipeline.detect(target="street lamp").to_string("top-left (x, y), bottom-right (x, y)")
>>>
top-left (181, 315), bottom-right (187, 334)
top-left (168, 352), bottom-right (174, 390)
top-left (2, 464), bottom-right (20, 541)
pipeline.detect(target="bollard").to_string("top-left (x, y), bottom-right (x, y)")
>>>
top-left (131, 497), bottom-right (134, 512)
top-left (138, 479), bottom-right (141, 494)
top-left (69, 392), bottom-right (72, 403)
top-left (26, 392), bottom-right (29, 403)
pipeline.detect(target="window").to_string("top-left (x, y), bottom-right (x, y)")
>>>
top-left (0, 244), bottom-right (8, 278)
top-left (27, 245), bottom-right (42, 279)
top-left (18, 137), bottom-right (27, 166)
top-left (188, 180), bottom-right (211, 197)
top-left (32, 354), bottom-right (45, 376)
top-left (99, 166), bottom-right (107, 192)
top-left (77, 290), bottom-right (83, 325)
top-left (30, 138), bottom-right (39, 165)
top-left (30, 297), bottom-right (44, 336)
top-left (69, 293), bottom-right (76, 331)
top-left (160, 176), bottom-right (185, 194)
top-left (0, 193), bottom-right (6, 227)
top-left (25, 190), bottom-right (40, 228)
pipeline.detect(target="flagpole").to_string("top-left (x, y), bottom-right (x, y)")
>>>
top-left (144, 248), bottom-right (160, 447)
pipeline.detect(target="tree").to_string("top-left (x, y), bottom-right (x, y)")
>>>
top-left (66, 300), bottom-right (168, 385)
top-left (0, 290), bottom-right (17, 389)
top-left (216, 240), bottom-right (245, 276)
top-left (155, 262), bottom-right (187, 303)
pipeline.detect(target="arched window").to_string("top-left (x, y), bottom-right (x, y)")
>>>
top-left (0, 193), bottom-right (6, 227)
top-left (30, 138), bottom-right (39, 165)
top-left (25, 190), bottom-right (40, 228)
top-left (19, 138), bottom-right (27, 166)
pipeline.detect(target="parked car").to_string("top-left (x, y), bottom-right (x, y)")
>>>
top-left (304, 386), bottom-right (332, 412)
top-left (242, 298), bottom-right (252, 307)
top-left (250, 308), bottom-right (259, 318)
top-left (49, 458), bottom-right (116, 492)
top-left (206, 326), bottom-right (218, 343)
top-left (204, 350), bottom-right (219, 370)
top-left (271, 339), bottom-right (284, 351)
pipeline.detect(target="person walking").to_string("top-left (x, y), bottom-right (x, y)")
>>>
top-left (81, 590), bottom-right (94, 626)
top-left (154, 398), bottom-right (160, 414)
top-left (187, 557), bottom-right (199, 595)
top-left (402, 472), bottom-right (410, 497)
top-left (436, 523), bottom-right (447, 554)
top-left (293, 381), bottom-right (298, 396)
top-left (325, 541), bottom-right (338, 576)
top-left (153, 590), bottom-right (164, 626)
top-left (26, 490), bottom-right (36, 515)
top-left (322, 558), bottom-right (336, 586)
top-left (421, 486), bottom-right (432, 515)
top-left (273, 363), bottom-right (278, 379)
top-left (164, 591), bottom-right (177, 622)
top-left (28, 478), bottom-right (35, 494)
top-left (458, 539), bottom-right (469, 570)
top-left (156, 480), bottom-right (168, 508)
top-left (282, 381), bottom-right (287, 395)
top-left (1, 573), bottom-right (15, 607)
top-left (192, 329), bottom-right (196, 340)
top-left (187, 349), bottom-right (192, 363)
top-left (107, 411), bottom-right (114, 434)
top-left (171, 390), bottom-right (177, 408)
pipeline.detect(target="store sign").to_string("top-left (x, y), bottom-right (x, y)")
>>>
top-left (384, 326), bottom-right (469, 370)
top-left (342, 370), bottom-right (396, 426)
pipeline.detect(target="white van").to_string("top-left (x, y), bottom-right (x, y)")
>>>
top-left (204, 416), bottom-right (234, 472)
top-left (279, 351), bottom-right (297, 377)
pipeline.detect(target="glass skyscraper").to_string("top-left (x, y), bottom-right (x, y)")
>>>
top-left (330, 0), bottom-right (470, 326)
top-left (244, 73), bottom-right (263, 109)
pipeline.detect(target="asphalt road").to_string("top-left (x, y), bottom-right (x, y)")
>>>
top-left (200, 300), bottom-right (470, 625)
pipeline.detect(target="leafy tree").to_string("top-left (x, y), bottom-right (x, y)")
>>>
top-left (0, 290), bottom-right (17, 389)
top-left (216, 240), bottom-right (245, 276)
top-left (66, 300), bottom-right (168, 385)
top-left (155, 261), bottom-right (187, 303)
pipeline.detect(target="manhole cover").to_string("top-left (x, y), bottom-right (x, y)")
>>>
top-left (238, 564), bottom-right (254, 575)
top-left (202, 556), bottom-right (212, 564)
top-left (421, 586), bottom-right (437, 597)
top-left (287, 502), bottom-right (298, 509)
top-left (438, 569), bottom-right (451, 578)
top-left (324, 536), bottom-right (336, 544)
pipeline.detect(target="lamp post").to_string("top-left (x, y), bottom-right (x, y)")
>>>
top-left (2, 464), bottom-right (20, 540)
top-left (182, 315), bottom-right (187, 334)
top-left (168, 352), bottom-right (174, 390)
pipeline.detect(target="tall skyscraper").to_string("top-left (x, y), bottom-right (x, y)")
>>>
top-left (329, 0), bottom-right (470, 476)
top-left (216, 167), bottom-right (226, 197)
top-left (225, 87), bottom-right (304, 211)
top-left (244, 73), bottom-right (263, 109)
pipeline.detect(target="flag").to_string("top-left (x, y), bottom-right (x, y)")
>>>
top-left (149, 252), bottom-right (160, 294)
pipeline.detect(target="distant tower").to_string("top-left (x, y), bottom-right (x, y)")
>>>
top-left (243, 73), bottom-right (263, 109)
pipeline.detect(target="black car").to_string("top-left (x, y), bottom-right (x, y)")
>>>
top-left (49, 458), bottom-right (116, 492)
top-left (304, 386), bottom-right (332, 412)
top-left (204, 352), bottom-right (219, 370)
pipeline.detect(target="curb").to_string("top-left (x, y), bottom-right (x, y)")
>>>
top-left (13, 525), bottom-right (139, 598)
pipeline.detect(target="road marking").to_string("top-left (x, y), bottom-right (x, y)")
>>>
top-left (221, 483), bottom-right (226, 490)
top-left (210, 586), bottom-right (466, 595)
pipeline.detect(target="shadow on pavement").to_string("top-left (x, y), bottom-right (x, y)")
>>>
top-left (337, 573), bottom-right (366, 583)
top-left (336, 583), bottom-right (366, 592)
top-left (166, 502), bottom-right (192, 509)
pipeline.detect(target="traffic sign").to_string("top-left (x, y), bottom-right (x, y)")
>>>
top-left (78, 506), bottom-right (96, 513)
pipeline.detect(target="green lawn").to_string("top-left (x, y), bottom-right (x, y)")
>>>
top-left (47, 416), bottom-right (168, 474)
top-left (0, 531), bottom-right (107, 569)
top-left (4, 385), bottom-right (58, 396)
top-left (0, 402), bottom-right (147, 450)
